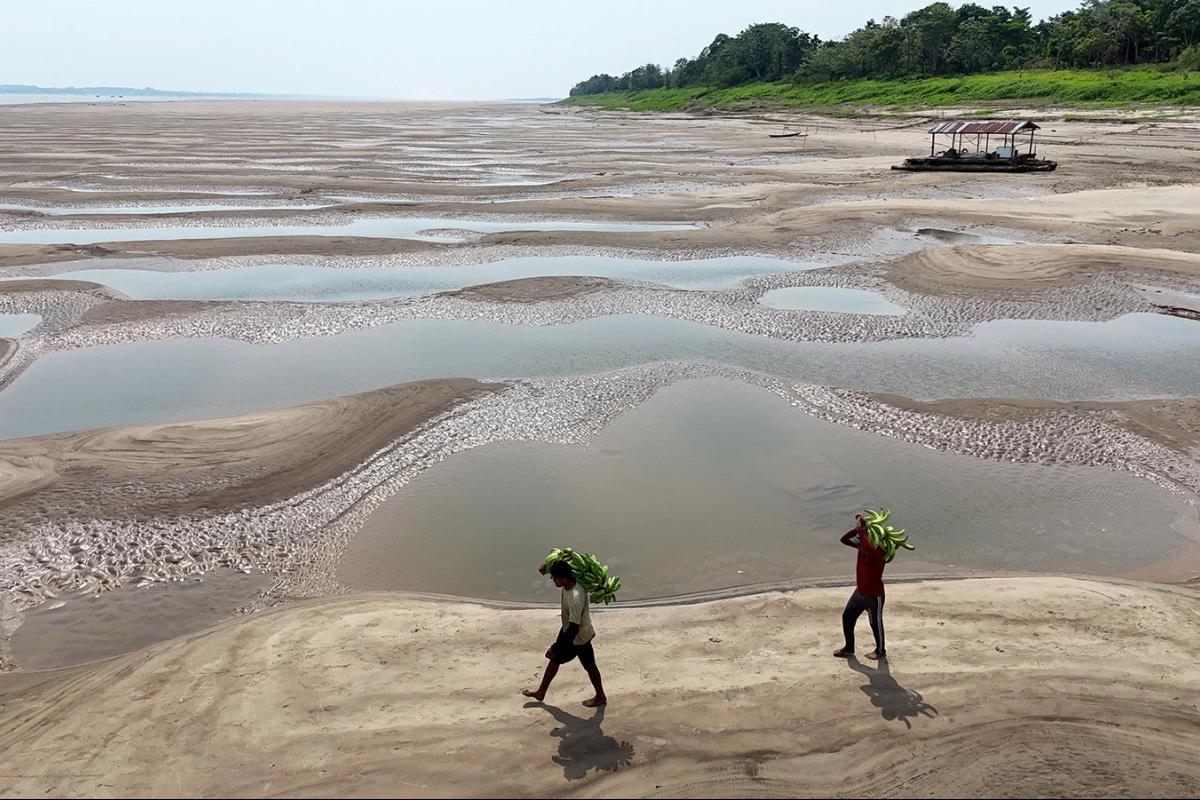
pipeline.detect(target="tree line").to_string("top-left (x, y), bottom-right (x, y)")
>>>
top-left (569, 1), bottom-right (1200, 95)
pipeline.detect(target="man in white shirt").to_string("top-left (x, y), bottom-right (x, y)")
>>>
top-left (522, 559), bottom-right (607, 707)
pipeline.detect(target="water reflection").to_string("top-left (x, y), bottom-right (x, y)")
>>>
top-left (0, 313), bottom-right (41, 337)
top-left (0, 203), bottom-right (334, 216)
top-left (0, 313), bottom-right (1195, 439)
top-left (338, 379), bottom-right (1198, 600)
top-left (0, 216), bottom-right (703, 245)
top-left (34, 255), bottom-right (816, 300)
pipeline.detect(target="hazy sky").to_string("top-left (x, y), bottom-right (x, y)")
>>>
top-left (3, 0), bottom-right (1083, 100)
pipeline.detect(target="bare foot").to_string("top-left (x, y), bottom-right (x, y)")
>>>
top-left (582, 696), bottom-right (607, 708)
top-left (833, 647), bottom-right (853, 658)
top-left (866, 650), bottom-right (883, 661)
top-left (522, 689), bottom-right (545, 701)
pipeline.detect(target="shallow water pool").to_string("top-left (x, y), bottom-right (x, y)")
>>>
top-left (40, 255), bottom-right (815, 301)
top-left (0, 312), bottom-right (1195, 439)
top-left (340, 379), bottom-right (1200, 601)
top-left (0, 216), bottom-right (703, 245)
top-left (0, 313), bottom-right (41, 337)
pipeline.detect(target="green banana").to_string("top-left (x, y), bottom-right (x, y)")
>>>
top-left (860, 509), bottom-right (915, 563)
top-left (542, 547), bottom-right (622, 604)
top-left (543, 547), bottom-right (577, 570)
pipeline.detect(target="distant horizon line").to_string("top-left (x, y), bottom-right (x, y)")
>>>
top-left (0, 84), bottom-right (565, 103)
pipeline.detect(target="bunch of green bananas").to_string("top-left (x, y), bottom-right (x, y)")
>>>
top-left (861, 508), bottom-right (915, 563)
top-left (543, 547), bottom-right (622, 604)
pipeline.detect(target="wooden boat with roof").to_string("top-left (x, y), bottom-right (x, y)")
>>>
top-left (893, 120), bottom-right (1056, 172)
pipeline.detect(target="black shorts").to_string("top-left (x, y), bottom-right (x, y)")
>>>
top-left (554, 639), bottom-right (597, 669)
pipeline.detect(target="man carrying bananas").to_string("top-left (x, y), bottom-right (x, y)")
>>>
top-left (522, 559), bottom-right (608, 707)
top-left (833, 513), bottom-right (888, 661)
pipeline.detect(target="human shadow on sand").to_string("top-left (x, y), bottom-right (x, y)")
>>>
top-left (846, 656), bottom-right (938, 729)
top-left (524, 702), bottom-right (635, 780)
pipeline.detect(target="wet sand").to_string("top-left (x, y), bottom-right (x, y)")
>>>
top-left (0, 278), bottom-right (110, 294)
top-left (0, 378), bottom-right (500, 530)
top-left (443, 274), bottom-right (620, 303)
top-left (3, 103), bottom-right (1200, 268)
top-left (1, 576), bottom-right (1198, 798)
top-left (874, 394), bottom-right (1200, 458)
top-left (886, 242), bottom-right (1200, 295)
top-left (9, 570), bottom-right (273, 670)
top-left (0, 244), bottom-right (116, 269)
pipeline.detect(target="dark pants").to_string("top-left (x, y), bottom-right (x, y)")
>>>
top-left (552, 640), bottom-right (597, 670)
top-left (842, 590), bottom-right (885, 656)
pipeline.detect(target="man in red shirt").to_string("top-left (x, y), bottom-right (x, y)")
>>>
top-left (833, 513), bottom-right (887, 660)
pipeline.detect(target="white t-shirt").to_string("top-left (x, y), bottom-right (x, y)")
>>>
top-left (561, 583), bottom-right (596, 645)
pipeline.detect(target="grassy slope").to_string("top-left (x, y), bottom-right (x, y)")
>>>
top-left (562, 69), bottom-right (1200, 111)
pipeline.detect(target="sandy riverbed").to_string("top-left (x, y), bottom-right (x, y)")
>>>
top-left (886, 242), bottom-right (1200, 294)
top-left (873, 394), bottom-right (1200, 458)
top-left (3, 103), bottom-right (1200, 267)
top-left (1, 100), bottom-right (1199, 797)
top-left (1, 576), bottom-right (1198, 798)
top-left (441, 275), bottom-right (621, 303)
top-left (0, 378), bottom-right (499, 530)
top-left (2, 103), bottom-right (1197, 594)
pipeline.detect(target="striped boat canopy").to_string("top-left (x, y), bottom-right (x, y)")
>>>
top-left (893, 117), bottom-right (1055, 170)
top-left (928, 120), bottom-right (1039, 135)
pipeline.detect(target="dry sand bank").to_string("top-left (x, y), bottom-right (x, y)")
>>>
top-left (443, 275), bottom-right (620, 304)
top-left (873, 394), bottom-right (1200, 460)
top-left (5, 104), bottom-right (1197, 205)
top-left (1, 576), bottom-right (1197, 798)
top-left (0, 244), bottom-right (115, 270)
top-left (886, 242), bottom-right (1200, 295)
top-left (79, 298), bottom-right (229, 327)
top-left (10, 178), bottom-right (1199, 264)
top-left (0, 379), bottom-right (500, 532)
top-left (0, 102), bottom-right (782, 229)
top-left (746, 182), bottom-right (1200, 253)
top-left (0, 278), bottom-right (109, 295)
top-left (0, 235), bottom-right (436, 270)
top-left (4, 104), bottom-right (1200, 267)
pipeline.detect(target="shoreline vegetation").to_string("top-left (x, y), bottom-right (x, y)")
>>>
top-left (563, 0), bottom-right (1200, 113)
top-left (562, 68), bottom-right (1200, 113)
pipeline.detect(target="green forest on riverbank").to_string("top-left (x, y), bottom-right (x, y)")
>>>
top-left (565, 0), bottom-right (1200, 110)
top-left (563, 69), bottom-right (1200, 111)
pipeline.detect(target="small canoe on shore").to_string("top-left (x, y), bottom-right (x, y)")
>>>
top-left (768, 131), bottom-right (806, 138)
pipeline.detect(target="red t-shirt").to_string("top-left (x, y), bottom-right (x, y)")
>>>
top-left (855, 533), bottom-right (886, 597)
